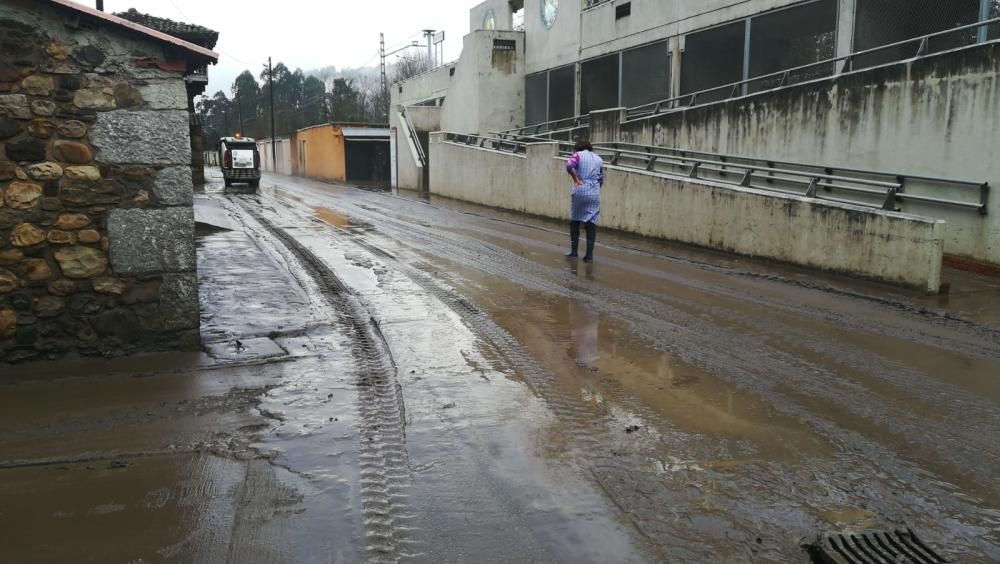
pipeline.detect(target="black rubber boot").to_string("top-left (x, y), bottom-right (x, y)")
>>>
top-left (583, 222), bottom-right (597, 263)
top-left (567, 221), bottom-right (581, 257)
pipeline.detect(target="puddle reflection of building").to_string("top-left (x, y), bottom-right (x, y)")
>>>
top-left (569, 300), bottom-right (600, 366)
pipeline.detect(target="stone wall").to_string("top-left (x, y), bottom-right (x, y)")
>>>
top-left (0, 4), bottom-right (199, 363)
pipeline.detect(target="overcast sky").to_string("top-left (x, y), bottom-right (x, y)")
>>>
top-left (97, 0), bottom-right (479, 96)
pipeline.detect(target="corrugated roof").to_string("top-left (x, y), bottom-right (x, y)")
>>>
top-left (113, 8), bottom-right (219, 49)
top-left (45, 0), bottom-right (219, 62)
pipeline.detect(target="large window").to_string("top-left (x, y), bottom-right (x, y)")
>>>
top-left (749, 0), bottom-right (837, 91)
top-left (853, 0), bottom-right (982, 68)
top-left (680, 20), bottom-right (746, 101)
top-left (525, 72), bottom-right (547, 125)
top-left (621, 41), bottom-right (670, 107)
top-left (581, 53), bottom-right (620, 113)
top-left (548, 65), bottom-right (576, 121)
top-left (524, 65), bottom-right (576, 125)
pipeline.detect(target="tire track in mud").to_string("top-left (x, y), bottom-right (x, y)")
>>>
top-left (336, 196), bottom-right (1000, 479)
top-left (232, 197), bottom-right (418, 563)
top-left (275, 189), bottom-right (1000, 559)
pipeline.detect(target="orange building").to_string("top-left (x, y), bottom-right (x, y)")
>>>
top-left (291, 123), bottom-right (390, 184)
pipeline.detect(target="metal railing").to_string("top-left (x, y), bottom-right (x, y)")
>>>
top-left (492, 115), bottom-right (591, 141)
top-left (443, 132), bottom-right (529, 155)
top-left (442, 133), bottom-right (989, 214)
top-left (572, 142), bottom-right (989, 214)
top-left (584, 0), bottom-right (613, 9)
top-left (399, 109), bottom-right (426, 166)
top-left (627, 16), bottom-right (1000, 120)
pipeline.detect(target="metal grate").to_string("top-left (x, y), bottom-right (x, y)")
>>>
top-left (808, 529), bottom-right (948, 564)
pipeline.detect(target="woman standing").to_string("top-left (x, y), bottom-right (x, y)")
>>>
top-left (565, 138), bottom-right (605, 263)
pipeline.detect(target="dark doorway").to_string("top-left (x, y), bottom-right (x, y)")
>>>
top-left (345, 140), bottom-right (391, 185)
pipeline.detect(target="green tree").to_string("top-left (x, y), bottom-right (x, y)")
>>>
top-left (301, 75), bottom-right (328, 127)
top-left (328, 78), bottom-right (362, 122)
top-left (232, 70), bottom-right (262, 137)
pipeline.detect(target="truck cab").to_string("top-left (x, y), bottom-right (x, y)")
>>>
top-left (219, 136), bottom-right (261, 190)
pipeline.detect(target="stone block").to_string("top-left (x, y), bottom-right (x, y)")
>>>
top-left (72, 46), bottom-right (106, 67)
top-left (54, 246), bottom-right (108, 279)
top-left (0, 269), bottom-right (17, 293)
top-left (113, 83), bottom-right (143, 109)
top-left (21, 75), bottom-right (53, 96)
top-left (10, 223), bottom-right (45, 247)
top-left (139, 272), bottom-right (199, 332)
top-left (52, 140), bottom-right (93, 164)
top-left (93, 276), bottom-right (129, 295)
top-left (22, 258), bottom-right (53, 281)
top-left (30, 100), bottom-right (56, 116)
top-left (27, 118), bottom-right (57, 139)
top-left (0, 116), bottom-right (23, 139)
top-left (47, 279), bottom-right (77, 296)
top-left (138, 81), bottom-right (188, 110)
top-left (63, 165), bottom-right (99, 181)
top-left (26, 162), bottom-right (62, 180)
top-left (153, 166), bottom-right (193, 206)
top-left (0, 249), bottom-right (23, 265)
top-left (5, 139), bottom-right (46, 162)
top-left (0, 309), bottom-right (15, 339)
top-left (4, 181), bottom-right (42, 210)
top-left (0, 94), bottom-right (31, 119)
top-left (54, 213), bottom-right (91, 229)
top-left (78, 229), bottom-right (100, 244)
top-left (73, 88), bottom-right (115, 110)
top-left (0, 161), bottom-right (16, 180)
top-left (57, 120), bottom-right (87, 139)
top-left (34, 296), bottom-right (64, 318)
top-left (47, 230), bottom-right (76, 245)
top-left (90, 110), bottom-right (191, 165)
top-left (107, 207), bottom-right (195, 276)
top-left (59, 179), bottom-right (123, 206)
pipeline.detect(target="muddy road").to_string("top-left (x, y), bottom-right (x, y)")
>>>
top-left (3, 169), bottom-right (999, 563)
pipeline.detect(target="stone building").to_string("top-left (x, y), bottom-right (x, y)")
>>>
top-left (0, 0), bottom-right (218, 362)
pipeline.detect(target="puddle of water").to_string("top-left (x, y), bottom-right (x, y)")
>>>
top-left (443, 262), bottom-right (832, 464)
top-left (315, 207), bottom-right (350, 229)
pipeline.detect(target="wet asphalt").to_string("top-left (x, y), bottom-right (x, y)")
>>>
top-left (1, 169), bottom-right (999, 563)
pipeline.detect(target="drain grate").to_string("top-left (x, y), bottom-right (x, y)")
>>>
top-left (808, 529), bottom-right (948, 563)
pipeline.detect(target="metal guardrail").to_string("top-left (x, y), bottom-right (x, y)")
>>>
top-left (444, 132), bottom-right (529, 155)
top-left (443, 133), bottom-right (989, 214)
top-left (400, 109), bottom-right (426, 166)
top-left (627, 17), bottom-right (1000, 120)
top-left (593, 142), bottom-right (989, 214)
top-left (492, 115), bottom-right (591, 141)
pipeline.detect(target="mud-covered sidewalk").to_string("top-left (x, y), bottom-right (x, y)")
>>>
top-left (2, 170), bottom-right (999, 563)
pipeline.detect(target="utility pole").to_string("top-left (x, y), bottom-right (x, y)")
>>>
top-left (380, 33), bottom-right (388, 122)
top-left (268, 56), bottom-right (276, 171)
top-left (236, 92), bottom-right (244, 136)
top-left (223, 106), bottom-right (229, 137)
top-left (422, 29), bottom-right (436, 70)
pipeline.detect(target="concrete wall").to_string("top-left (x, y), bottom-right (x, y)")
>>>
top-left (0, 1), bottom-right (201, 362)
top-left (471, 0), bottom-right (515, 31)
top-left (440, 30), bottom-right (526, 135)
top-left (430, 135), bottom-right (946, 290)
top-left (257, 137), bottom-right (293, 176)
top-left (297, 125), bottom-right (347, 183)
top-left (594, 42), bottom-right (1000, 265)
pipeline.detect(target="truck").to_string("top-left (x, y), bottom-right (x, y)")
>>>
top-left (218, 136), bottom-right (261, 191)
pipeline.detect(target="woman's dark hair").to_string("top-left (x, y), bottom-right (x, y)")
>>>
top-left (574, 138), bottom-right (593, 152)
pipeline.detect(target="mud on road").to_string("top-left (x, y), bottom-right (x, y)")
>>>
top-left (2, 169), bottom-right (999, 563)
